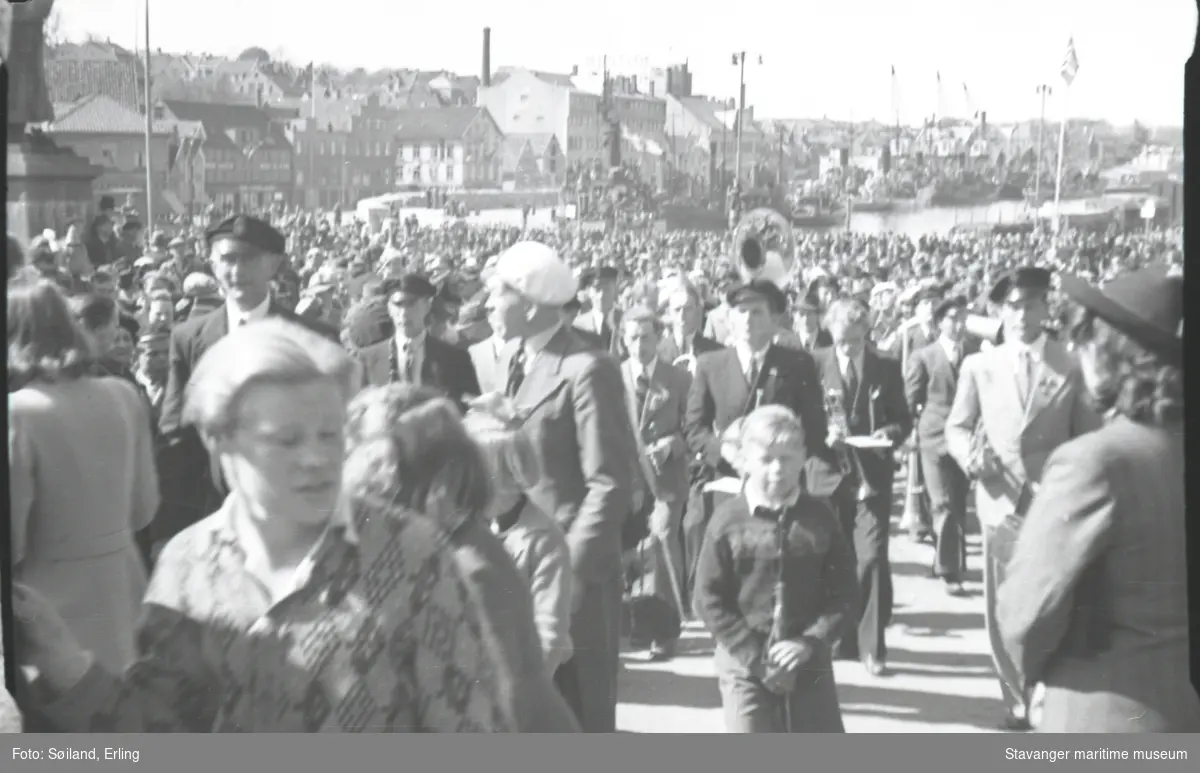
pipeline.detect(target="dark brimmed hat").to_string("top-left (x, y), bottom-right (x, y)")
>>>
top-left (578, 265), bottom-right (619, 289)
top-left (205, 215), bottom-right (286, 255)
top-left (988, 266), bottom-right (1052, 304)
top-left (932, 295), bottom-right (967, 323)
top-left (1060, 263), bottom-right (1182, 359)
top-left (726, 279), bottom-right (787, 315)
top-left (382, 273), bottom-right (437, 303)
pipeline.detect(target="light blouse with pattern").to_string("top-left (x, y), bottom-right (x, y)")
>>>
top-left (36, 497), bottom-right (514, 733)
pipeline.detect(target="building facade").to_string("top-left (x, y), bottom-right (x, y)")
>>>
top-left (162, 100), bottom-right (294, 211)
top-left (44, 94), bottom-right (174, 218)
top-left (394, 107), bottom-right (504, 189)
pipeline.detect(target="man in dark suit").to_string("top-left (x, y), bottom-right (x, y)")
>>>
top-left (658, 279), bottom-right (723, 382)
top-left (791, 291), bottom-right (833, 351)
top-left (682, 279), bottom-right (839, 595)
top-left (619, 306), bottom-right (691, 661)
top-left (812, 297), bottom-right (912, 677)
top-left (154, 215), bottom-right (338, 556)
top-left (893, 287), bottom-right (939, 543)
top-left (904, 295), bottom-right (977, 596)
top-left (574, 265), bottom-right (624, 358)
top-left (355, 273), bottom-right (480, 409)
top-left (486, 242), bottom-right (636, 733)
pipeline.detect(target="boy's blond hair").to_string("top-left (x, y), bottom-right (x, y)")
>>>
top-left (724, 405), bottom-right (807, 476)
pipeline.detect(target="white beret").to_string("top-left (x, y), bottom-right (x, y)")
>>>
top-left (492, 241), bottom-right (577, 307)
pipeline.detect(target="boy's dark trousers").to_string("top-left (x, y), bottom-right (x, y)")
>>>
top-left (712, 646), bottom-right (844, 733)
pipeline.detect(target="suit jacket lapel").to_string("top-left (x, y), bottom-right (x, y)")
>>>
top-left (515, 327), bottom-right (569, 414)
top-left (200, 308), bottom-right (229, 352)
top-left (721, 349), bottom-right (750, 414)
top-left (621, 360), bottom-right (640, 429)
top-left (1023, 343), bottom-right (1069, 426)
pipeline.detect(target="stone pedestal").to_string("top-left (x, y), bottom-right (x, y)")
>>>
top-left (7, 131), bottom-right (103, 244)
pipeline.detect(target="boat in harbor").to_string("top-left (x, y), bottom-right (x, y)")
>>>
top-left (848, 197), bottom-right (896, 213)
top-left (789, 195), bottom-right (844, 228)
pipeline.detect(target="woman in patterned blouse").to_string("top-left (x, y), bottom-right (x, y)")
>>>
top-left (13, 318), bottom-right (513, 732)
top-left (343, 384), bottom-right (580, 732)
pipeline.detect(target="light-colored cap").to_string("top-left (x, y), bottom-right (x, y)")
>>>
top-left (491, 241), bottom-right (577, 307)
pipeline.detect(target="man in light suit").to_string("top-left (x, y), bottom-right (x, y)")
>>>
top-left (620, 306), bottom-right (690, 661)
top-left (946, 266), bottom-right (1101, 731)
top-left (485, 242), bottom-right (636, 733)
top-left (905, 295), bottom-right (978, 596)
top-left (355, 273), bottom-right (480, 410)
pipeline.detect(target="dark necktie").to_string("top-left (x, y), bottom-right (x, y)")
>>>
top-left (506, 345), bottom-right (527, 397)
top-left (404, 342), bottom-right (416, 383)
top-left (635, 373), bottom-right (650, 420)
top-left (843, 356), bottom-right (859, 400)
top-left (746, 354), bottom-right (761, 387)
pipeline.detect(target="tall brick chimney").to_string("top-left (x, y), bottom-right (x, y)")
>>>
top-left (482, 28), bottom-right (491, 87)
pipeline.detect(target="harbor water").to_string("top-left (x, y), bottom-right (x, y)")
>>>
top-left (834, 200), bottom-right (1037, 237)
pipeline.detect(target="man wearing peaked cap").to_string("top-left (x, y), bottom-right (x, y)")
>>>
top-left (354, 272), bottom-right (479, 409)
top-left (575, 264), bottom-right (624, 356)
top-left (944, 262), bottom-right (1101, 731)
top-left (151, 214), bottom-right (339, 562)
top-left (484, 240), bottom-right (638, 733)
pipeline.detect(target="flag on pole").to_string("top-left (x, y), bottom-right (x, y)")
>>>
top-left (1060, 37), bottom-right (1079, 85)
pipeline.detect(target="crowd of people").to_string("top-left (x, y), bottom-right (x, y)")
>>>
top-left (3, 193), bottom-right (1193, 735)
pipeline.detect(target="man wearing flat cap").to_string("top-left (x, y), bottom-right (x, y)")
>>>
top-left (574, 265), bottom-right (624, 357)
top-left (904, 295), bottom-right (977, 597)
top-left (153, 215), bottom-right (340, 559)
top-left (683, 279), bottom-right (842, 596)
top-left (356, 272), bottom-right (479, 410)
top-left (484, 241), bottom-right (638, 733)
top-left (945, 265), bottom-right (1100, 731)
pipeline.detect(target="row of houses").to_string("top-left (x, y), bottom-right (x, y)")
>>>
top-left (41, 92), bottom-right (564, 215)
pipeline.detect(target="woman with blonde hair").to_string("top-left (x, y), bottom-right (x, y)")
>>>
top-left (9, 280), bottom-right (159, 675)
top-left (344, 385), bottom-right (580, 732)
top-left (14, 318), bottom-right (511, 733)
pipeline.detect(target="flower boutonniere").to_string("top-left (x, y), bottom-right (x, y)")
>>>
top-left (644, 386), bottom-right (668, 416)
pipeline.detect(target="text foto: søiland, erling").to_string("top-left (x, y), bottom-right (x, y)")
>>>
top-left (12, 747), bottom-right (141, 763)
top-left (1005, 748), bottom-right (1188, 761)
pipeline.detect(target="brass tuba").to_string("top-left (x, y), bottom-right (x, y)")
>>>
top-left (731, 207), bottom-right (796, 288)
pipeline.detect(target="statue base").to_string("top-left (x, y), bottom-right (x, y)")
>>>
top-left (7, 128), bottom-right (103, 244)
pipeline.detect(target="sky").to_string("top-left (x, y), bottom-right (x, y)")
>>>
top-left (54, 0), bottom-right (1195, 126)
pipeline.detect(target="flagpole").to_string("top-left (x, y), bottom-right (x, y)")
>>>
top-left (143, 0), bottom-right (154, 227)
top-left (1052, 37), bottom-right (1078, 241)
top-left (1052, 93), bottom-right (1068, 238)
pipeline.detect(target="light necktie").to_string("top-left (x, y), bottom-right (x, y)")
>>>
top-left (1018, 349), bottom-right (1034, 407)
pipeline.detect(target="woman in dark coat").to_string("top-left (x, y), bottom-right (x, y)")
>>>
top-left (997, 263), bottom-right (1199, 733)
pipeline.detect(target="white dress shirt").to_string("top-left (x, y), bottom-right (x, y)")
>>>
top-left (734, 343), bottom-right (771, 383)
top-left (1005, 333), bottom-right (1046, 403)
top-left (523, 321), bottom-right (563, 367)
top-left (394, 331), bottom-right (427, 386)
top-left (834, 348), bottom-right (865, 387)
top-left (225, 294), bottom-right (271, 330)
top-left (744, 486), bottom-right (801, 516)
top-left (629, 356), bottom-right (658, 387)
top-left (939, 336), bottom-right (962, 366)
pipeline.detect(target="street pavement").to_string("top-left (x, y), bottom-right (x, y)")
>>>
top-left (616, 501), bottom-right (1006, 733)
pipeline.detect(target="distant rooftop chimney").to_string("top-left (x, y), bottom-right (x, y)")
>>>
top-left (482, 28), bottom-right (491, 88)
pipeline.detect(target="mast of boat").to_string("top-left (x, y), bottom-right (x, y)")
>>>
top-left (142, 0), bottom-right (154, 227)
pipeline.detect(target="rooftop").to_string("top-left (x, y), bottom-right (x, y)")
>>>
top-left (47, 94), bottom-right (172, 135)
top-left (394, 106), bottom-right (492, 142)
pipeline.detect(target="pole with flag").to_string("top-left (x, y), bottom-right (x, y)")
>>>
top-left (1053, 37), bottom-right (1079, 239)
top-left (142, 0), bottom-right (154, 227)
